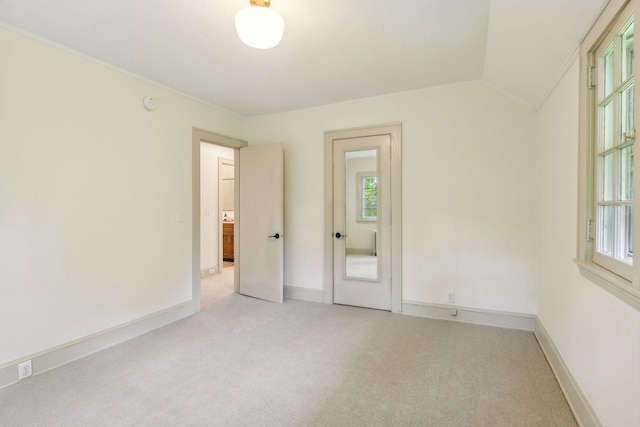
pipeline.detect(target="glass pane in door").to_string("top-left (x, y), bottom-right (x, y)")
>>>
top-left (344, 149), bottom-right (379, 280)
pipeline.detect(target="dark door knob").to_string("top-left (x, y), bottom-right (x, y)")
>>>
top-left (268, 233), bottom-right (280, 239)
top-left (335, 232), bottom-right (347, 239)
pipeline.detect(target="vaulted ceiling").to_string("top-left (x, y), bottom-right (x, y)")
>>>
top-left (0, 0), bottom-right (607, 116)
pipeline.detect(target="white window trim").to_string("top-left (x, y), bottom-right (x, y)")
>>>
top-left (356, 171), bottom-right (377, 223)
top-left (575, 259), bottom-right (640, 311)
top-left (577, 0), bottom-right (640, 311)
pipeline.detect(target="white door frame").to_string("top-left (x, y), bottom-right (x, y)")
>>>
top-left (324, 123), bottom-right (402, 313)
top-left (192, 128), bottom-right (247, 311)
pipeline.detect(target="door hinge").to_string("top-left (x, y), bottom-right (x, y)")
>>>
top-left (587, 66), bottom-right (596, 89)
top-left (586, 218), bottom-right (593, 242)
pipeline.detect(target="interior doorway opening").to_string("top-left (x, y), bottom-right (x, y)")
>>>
top-left (191, 128), bottom-right (247, 311)
top-left (200, 143), bottom-right (235, 308)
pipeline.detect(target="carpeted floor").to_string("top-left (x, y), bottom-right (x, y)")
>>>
top-left (0, 275), bottom-right (576, 426)
top-left (345, 254), bottom-right (378, 280)
top-left (201, 265), bottom-right (235, 311)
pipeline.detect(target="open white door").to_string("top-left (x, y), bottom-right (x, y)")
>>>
top-left (238, 144), bottom-right (284, 303)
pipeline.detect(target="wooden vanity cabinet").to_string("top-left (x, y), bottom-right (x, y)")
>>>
top-left (223, 223), bottom-right (234, 261)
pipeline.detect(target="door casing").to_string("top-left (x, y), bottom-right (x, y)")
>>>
top-left (324, 124), bottom-right (402, 313)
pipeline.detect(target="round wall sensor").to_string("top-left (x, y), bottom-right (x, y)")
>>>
top-left (142, 96), bottom-right (157, 111)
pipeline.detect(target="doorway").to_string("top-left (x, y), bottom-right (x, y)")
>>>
top-left (218, 157), bottom-right (235, 270)
top-left (192, 128), bottom-right (247, 311)
top-left (324, 124), bottom-right (402, 312)
top-left (192, 129), bottom-right (285, 310)
top-left (200, 149), bottom-right (236, 308)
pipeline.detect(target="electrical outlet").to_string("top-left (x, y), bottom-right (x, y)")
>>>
top-left (446, 291), bottom-right (455, 304)
top-left (208, 268), bottom-right (216, 275)
top-left (18, 360), bottom-right (32, 380)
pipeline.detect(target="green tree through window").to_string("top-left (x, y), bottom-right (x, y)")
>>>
top-left (362, 176), bottom-right (377, 219)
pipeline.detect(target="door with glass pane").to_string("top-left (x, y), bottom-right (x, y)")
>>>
top-left (593, 9), bottom-right (635, 279)
top-left (333, 135), bottom-right (391, 310)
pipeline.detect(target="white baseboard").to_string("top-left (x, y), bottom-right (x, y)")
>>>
top-left (284, 285), bottom-right (324, 303)
top-left (534, 319), bottom-right (602, 427)
top-left (402, 300), bottom-right (535, 331)
top-left (0, 301), bottom-right (197, 390)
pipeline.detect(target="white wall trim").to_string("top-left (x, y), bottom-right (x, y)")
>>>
top-left (534, 318), bottom-right (603, 427)
top-left (402, 300), bottom-right (535, 331)
top-left (0, 301), bottom-right (196, 390)
top-left (284, 286), bottom-right (324, 303)
top-left (575, 259), bottom-right (640, 312)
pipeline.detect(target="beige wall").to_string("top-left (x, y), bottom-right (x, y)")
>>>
top-left (246, 81), bottom-right (538, 313)
top-left (535, 59), bottom-right (640, 427)
top-left (0, 27), bottom-right (245, 365)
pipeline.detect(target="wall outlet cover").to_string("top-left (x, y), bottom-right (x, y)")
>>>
top-left (18, 360), bottom-right (32, 380)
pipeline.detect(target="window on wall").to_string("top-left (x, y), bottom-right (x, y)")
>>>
top-left (578, 0), bottom-right (640, 311)
top-left (593, 13), bottom-right (635, 279)
top-left (357, 172), bottom-right (377, 222)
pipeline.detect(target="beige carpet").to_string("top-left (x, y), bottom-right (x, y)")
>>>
top-left (345, 254), bottom-right (378, 280)
top-left (0, 281), bottom-right (576, 426)
top-left (201, 265), bottom-right (235, 310)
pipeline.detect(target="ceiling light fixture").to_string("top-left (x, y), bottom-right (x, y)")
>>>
top-left (235, 0), bottom-right (285, 49)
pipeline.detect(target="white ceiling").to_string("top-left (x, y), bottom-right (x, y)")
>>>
top-left (0, 0), bottom-right (606, 117)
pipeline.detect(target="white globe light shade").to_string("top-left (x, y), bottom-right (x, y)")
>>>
top-left (235, 6), bottom-right (285, 49)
